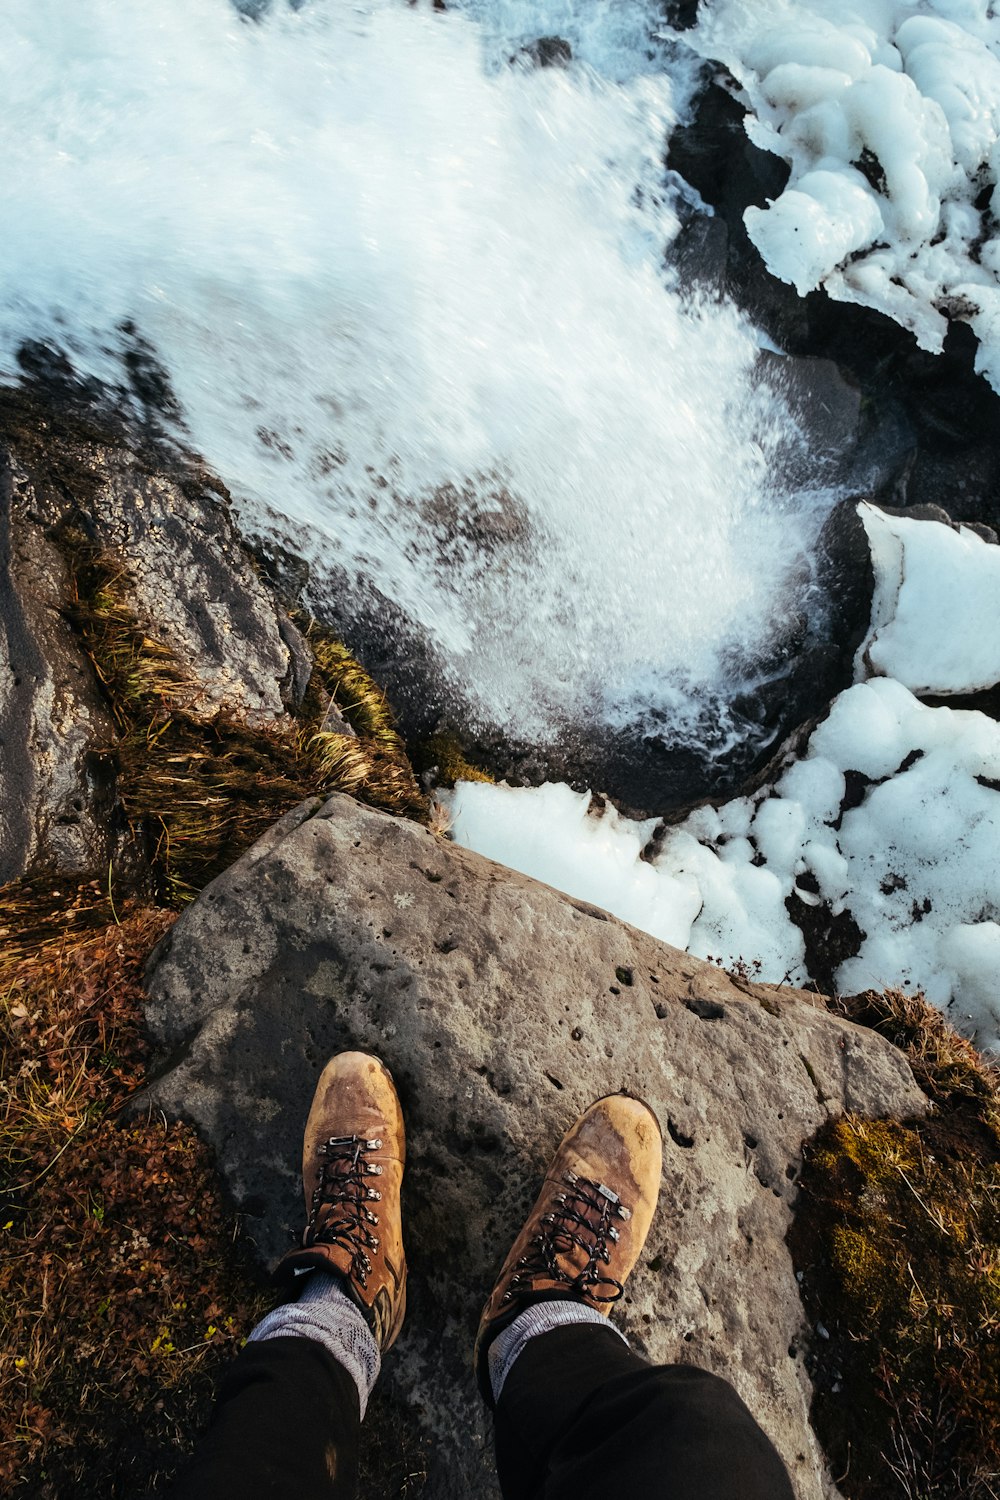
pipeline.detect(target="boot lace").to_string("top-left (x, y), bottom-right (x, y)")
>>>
top-left (502, 1170), bottom-right (632, 1305)
top-left (305, 1134), bottom-right (384, 1290)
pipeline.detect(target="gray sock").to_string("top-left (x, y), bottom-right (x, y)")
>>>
top-left (249, 1270), bottom-right (381, 1417)
top-left (488, 1301), bottom-right (628, 1403)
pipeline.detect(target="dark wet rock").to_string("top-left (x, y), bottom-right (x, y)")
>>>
top-left (142, 791), bottom-right (928, 1500)
top-left (515, 35), bottom-right (572, 68)
top-left (661, 0), bottom-right (701, 29)
top-left (905, 440), bottom-right (1000, 530)
top-left (812, 500), bottom-right (875, 679)
top-left (669, 211), bottom-right (729, 296)
top-left (668, 82), bottom-right (791, 257)
top-left (877, 502), bottom-right (953, 527)
top-left (875, 502), bottom-right (999, 544)
top-left (754, 351), bottom-right (861, 482)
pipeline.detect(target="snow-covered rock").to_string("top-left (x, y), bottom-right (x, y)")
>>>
top-left (856, 501), bottom-right (1000, 694)
top-left (688, 0), bottom-right (1000, 390)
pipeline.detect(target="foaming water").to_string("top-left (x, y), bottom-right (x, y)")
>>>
top-left (0, 0), bottom-right (835, 745)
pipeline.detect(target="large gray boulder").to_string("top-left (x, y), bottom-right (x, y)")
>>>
top-left (143, 793), bottom-right (928, 1500)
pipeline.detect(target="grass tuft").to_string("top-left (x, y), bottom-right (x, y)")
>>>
top-left (49, 531), bottom-right (428, 904)
top-left (302, 628), bottom-right (406, 751)
top-left (411, 731), bottom-right (495, 789)
top-left (832, 987), bottom-right (1000, 1136)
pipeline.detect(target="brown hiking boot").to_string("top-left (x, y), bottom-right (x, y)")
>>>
top-left (275, 1052), bottom-right (407, 1351)
top-left (474, 1093), bottom-right (662, 1401)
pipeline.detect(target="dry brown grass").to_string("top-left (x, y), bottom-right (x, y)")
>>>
top-left (832, 986), bottom-right (1000, 1133)
top-left (0, 908), bottom-right (269, 1495)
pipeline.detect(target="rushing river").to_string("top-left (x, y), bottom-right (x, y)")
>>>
top-left (0, 0), bottom-right (837, 761)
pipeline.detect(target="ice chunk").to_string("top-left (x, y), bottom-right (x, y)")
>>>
top-left (809, 678), bottom-right (913, 780)
top-left (777, 754), bottom-right (846, 826)
top-left (897, 15), bottom-right (1000, 173)
top-left (746, 170), bottom-right (884, 294)
top-left (857, 502), bottom-right (1000, 695)
top-left (753, 795), bottom-right (807, 871)
top-left (759, 63), bottom-right (855, 112)
top-left (746, 24), bottom-right (872, 81)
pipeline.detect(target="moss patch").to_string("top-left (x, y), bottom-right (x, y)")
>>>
top-left (410, 731), bottom-right (495, 789)
top-left (790, 990), bottom-right (1000, 1499)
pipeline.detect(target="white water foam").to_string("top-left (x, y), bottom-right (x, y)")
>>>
top-left (0, 0), bottom-right (834, 743)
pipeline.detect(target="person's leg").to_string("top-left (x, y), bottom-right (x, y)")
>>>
top-left (166, 1330), bottom-right (362, 1500)
top-left (474, 1093), bottom-right (794, 1500)
top-left (492, 1322), bottom-right (795, 1500)
top-left (164, 1052), bottom-right (407, 1499)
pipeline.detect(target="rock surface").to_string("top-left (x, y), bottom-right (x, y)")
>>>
top-left (0, 459), bottom-right (116, 883)
top-left (143, 793), bottom-right (929, 1500)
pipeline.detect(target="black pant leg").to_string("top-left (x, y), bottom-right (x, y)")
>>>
top-left (164, 1336), bottom-right (361, 1500)
top-left (494, 1324), bottom-right (795, 1500)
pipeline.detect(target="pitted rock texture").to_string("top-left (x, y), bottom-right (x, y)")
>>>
top-left (143, 793), bottom-right (929, 1500)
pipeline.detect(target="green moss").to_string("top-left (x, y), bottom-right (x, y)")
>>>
top-left (300, 627), bottom-right (404, 751)
top-left (411, 731), bottom-right (495, 788)
top-left (790, 994), bottom-right (1000, 1499)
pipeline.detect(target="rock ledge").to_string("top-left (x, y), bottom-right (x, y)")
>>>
top-left (143, 794), bottom-right (928, 1500)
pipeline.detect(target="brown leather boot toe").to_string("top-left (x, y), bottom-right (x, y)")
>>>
top-left (475, 1092), bottom-right (662, 1401)
top-left (275, 1051), bottom-right (407, 1352)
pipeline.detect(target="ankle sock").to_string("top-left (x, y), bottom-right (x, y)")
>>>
top-left (249, 1269), bottom-right (381, 1417)
top-left (488, 1301), bottom-right (628, 1403)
